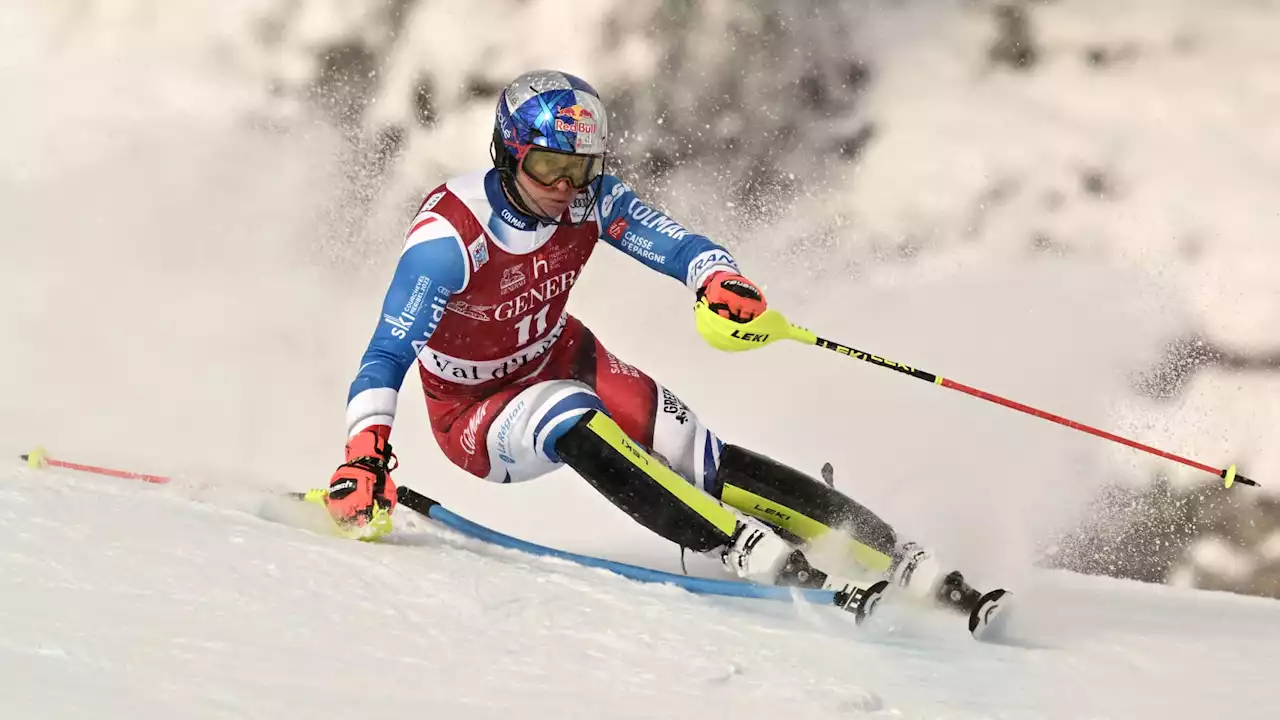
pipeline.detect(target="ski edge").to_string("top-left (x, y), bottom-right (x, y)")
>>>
top-left (275, 488), bottom-right (1010, 637)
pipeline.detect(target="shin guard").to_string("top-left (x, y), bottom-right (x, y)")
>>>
top-left (555, 409), bottom-right (738, 553)
top-left (716, 445), bottom-right (897, 574)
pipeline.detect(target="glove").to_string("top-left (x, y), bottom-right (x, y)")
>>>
top-left (698, 271), bottom-right (767, 323)
top-left (324, 428), bottom-right (398, 538)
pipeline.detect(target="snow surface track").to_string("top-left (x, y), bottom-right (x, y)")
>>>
top-left (6, 466), bottom-right (1280, 720)
top-left (6, 1), bottom-right (1280, 717)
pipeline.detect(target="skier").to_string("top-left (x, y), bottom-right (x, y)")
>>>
top-left (324, 70), bottom-right (987, 622)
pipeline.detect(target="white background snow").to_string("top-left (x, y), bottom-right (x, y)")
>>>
top-left (3, 1), bottom-right (1280, 717)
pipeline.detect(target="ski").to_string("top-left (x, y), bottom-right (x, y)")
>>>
top-left (288, 486), bottom-right (891, 621)
top-left (823, 462), bottom-right (1013, 641)
top-left (22, 447), bottom-right (1006, 641)
top-left (290, 485), bottom-right (1010, 638)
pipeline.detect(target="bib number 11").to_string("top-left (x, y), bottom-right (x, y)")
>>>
top-left (514, 305), bottom-right (551, 344)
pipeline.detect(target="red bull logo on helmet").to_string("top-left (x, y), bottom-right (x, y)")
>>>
top-left (555, 104), bottom-right (597, 134)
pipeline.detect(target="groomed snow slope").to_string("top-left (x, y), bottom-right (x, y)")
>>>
top-left (6, 466), bottom-right (1280, 720)
top-left (5, 1), bottom-right (1280, 717)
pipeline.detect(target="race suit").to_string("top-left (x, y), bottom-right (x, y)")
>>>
top-left (344, 169), bottom-right (739, 490)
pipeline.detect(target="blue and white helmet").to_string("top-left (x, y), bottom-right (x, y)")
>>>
top-left (495, 69), bottom-right (609, 161)
top-left (491, 70), bottom-right (609, 223)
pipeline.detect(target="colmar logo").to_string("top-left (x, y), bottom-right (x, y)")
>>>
top-left (555, 104), bottom-right (597, 134)
top-left (460, 402), bottom-right (488, 456)
top-left (500, 207), bottom-right (532, 230)
top-left (627, 198), bottom-right (688, 240)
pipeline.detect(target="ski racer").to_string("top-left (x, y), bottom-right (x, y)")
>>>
top-left (324, 69), bottom-right (985, 620)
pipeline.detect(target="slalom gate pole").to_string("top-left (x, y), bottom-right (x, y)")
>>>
top-left (20, 446), bottom-right (171, 485)
top-left (695, 303), bottom-right (1260, 489)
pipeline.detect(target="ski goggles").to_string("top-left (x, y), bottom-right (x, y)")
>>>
top-left (520, 147), bottom-right (604, 190)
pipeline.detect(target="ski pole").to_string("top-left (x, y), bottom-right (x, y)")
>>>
top-left (695, 302), bottom-right (1260, 489)
top-left (19, 446), bottom-right (172, 485)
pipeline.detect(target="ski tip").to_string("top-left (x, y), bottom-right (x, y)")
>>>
top-left (24, 446), bottom-right (48, 469)
top-left (858, 580), bottom-right (889, 624)
top-left (969, 588), bottom-right (1012, 641)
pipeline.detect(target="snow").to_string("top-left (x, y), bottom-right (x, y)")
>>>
top-left (5, 0), bottom-right (1280, 717)
top-left (1188, 536), bottom-right (1256, 583)
top-left (1260, 532), bottom-right (1280, 562)
top-left (7, 465), bottom-right (1280, 719)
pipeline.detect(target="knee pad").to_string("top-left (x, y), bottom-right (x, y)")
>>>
top-left (556, 409), bottom-right (739, 552)
top-left (484, 380), bottom-right (605, 483)
top-left (716, 444), bottom-right (897, 573)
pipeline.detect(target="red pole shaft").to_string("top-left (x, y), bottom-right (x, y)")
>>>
top-left (809, 334), bottom-right (1254, 485)
top-left (939, 378), bottom-right (1221, 475)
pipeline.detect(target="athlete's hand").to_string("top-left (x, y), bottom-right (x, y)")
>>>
top-left (698, 271), bottom-right (767, 323)
top-left (325, 428), bottom-right (398, 539)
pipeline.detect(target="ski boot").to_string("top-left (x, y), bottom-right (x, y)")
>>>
top-left (935, 570), bottom-right (983, 613)
top-left (891, 542), bottom-right (1011, 640)
top-left (721, 517), bottom-right (888, 624)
